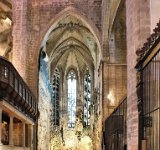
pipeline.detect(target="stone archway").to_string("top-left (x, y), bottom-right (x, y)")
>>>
top-left (37, 7), bottom-right (102, 150)
top-left (27, 7), bottom-right (102, 97)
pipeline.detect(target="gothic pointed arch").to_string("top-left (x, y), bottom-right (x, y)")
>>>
top-left (37, 6), bottom-right (102, 67)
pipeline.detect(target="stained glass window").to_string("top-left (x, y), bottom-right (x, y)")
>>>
top-left (67, 70), bottom-right (77, 128)
top-left (84, 69), bottom-right (91, 126)
top-left (52, 68), bottom-right (60, 125)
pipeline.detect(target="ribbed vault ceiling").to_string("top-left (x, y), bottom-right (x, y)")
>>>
top-left (46, 15), bottom-right (99, 76)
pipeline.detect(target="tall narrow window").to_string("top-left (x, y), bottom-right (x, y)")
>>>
top-left (52, 68), bottom-right (60, 125)
top-left (84, 69), bottom-right (91, 126)
top-left (67, 70), bottom-right (77, 128)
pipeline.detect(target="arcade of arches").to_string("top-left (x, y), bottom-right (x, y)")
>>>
top-left (0, 0), bottom-right (160, 150)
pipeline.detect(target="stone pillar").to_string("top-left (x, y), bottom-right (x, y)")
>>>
top-left (12, 0), bottom-right (29, 82)
top-left (0, 108), bottom-right (2, 145)
top-left (126, 0), bottom-right (150, 149)
top-left (30, 125), bottom-right (33, 150)
top-left (9, 115), bottom-right (13, 145)
top-left (27, 124), bottom-right (33, 148)
top-left (23, 122), bottom-right (25, 147)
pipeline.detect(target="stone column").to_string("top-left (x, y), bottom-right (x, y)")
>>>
top-left (27, 124), bottom-right (33, 148)
top-left (30, 125), bottom-right (33, 150)
top-left (0, 108), bottom-right (2, 145)
top-left (126, 0), bottom-right (150, 149)
top-left (9, 115), bottom-right (13, 145)
top-left (23, 122), bottom-right (25, 147)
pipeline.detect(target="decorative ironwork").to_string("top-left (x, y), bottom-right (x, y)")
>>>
top-left (136, 20), bottom-right (160, 150)
top-left (0, 56), bottom-right (38, 122)
top-left (143, 116), bottom-right (152, 127)
top-left (104, 97), bottom-right (127, 150)
top-left (136, 19), bottom-right (160, 61)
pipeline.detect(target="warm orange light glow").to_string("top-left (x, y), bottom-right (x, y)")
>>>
top-left (107, 91), bottom-right (115, 106)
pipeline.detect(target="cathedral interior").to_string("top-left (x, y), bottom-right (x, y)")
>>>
top-left (0, 0), bottom-right (160, 150)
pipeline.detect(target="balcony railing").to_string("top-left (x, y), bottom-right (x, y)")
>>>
top-left (104, 97), bottom-right (127, 150)
top-left (0, 56), bottom-right (38, 122)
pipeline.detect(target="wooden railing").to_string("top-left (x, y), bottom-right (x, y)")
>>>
top-left (0, 56), bottom-right (38, 122)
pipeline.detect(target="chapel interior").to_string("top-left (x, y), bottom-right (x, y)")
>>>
top-left (0, 0), bottom-right (160, 150)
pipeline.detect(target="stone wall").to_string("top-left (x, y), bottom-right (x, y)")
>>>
top-left (11, 0), bottom-right (102, 96)
top-left (12, 0), bottom-right (31, 82)
top-left (28, 0), bottom-right (101, 96)
top-left (102, 0), bottom-right (127, 127)
top-left (11, 2), bottom-right (103, 148)
top-left (102, 62), bottom-right (127, 124)
top-left (150, 0), bottom-right (160, 32)
top-left (126, 0), bottom-right (150, 149)
top-left (13, 123), bottom-right (23, 146)
top-left (38, 70), bottom-right (52, 150)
